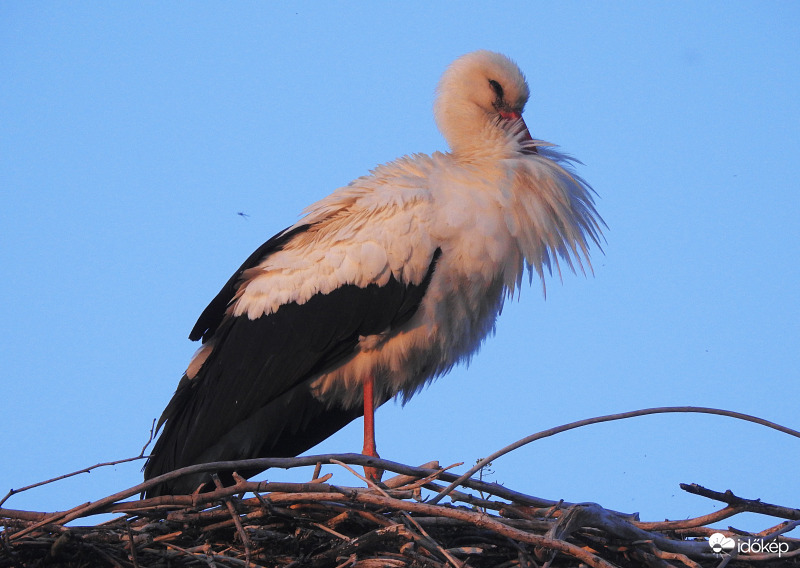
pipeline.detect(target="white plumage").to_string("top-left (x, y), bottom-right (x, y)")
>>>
top-left (144, 50), bottom-right (603, 496)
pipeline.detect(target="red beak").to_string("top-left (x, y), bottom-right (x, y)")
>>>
top-left (517, 116), bottom-right (533, 142)
top-left (500, 111), bottom-right (536, 153)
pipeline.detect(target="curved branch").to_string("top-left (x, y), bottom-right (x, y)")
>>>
top-left (0, 419), bottom-right (156, 509)
top-left (428, 406), bottom-right (800, 505)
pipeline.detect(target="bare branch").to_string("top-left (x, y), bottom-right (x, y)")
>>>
top-left (0, 455), bottom-right (148, 509)
top-left (428, 406), bottom-right (800, 505)
top-left (0, 420), bottom-right (157, 510)
top-left (680, 483), bottom-right (800, 521)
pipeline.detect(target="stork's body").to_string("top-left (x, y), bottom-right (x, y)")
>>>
top-left (144, 51), bottom-right (603, 496)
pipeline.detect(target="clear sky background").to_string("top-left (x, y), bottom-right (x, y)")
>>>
top-left (2, 3), bottom-right (798, 535)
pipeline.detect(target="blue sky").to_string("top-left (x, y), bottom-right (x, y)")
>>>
top-left (2, 3), bottom-right (798, 534)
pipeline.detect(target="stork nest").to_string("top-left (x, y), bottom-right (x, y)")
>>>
top-left (2, 408), bottom-right (799, 567)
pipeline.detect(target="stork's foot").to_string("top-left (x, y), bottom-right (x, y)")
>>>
top-left (363, 456), bottom-right (384, 483)
top-left (362, 436), bottom-right (383, 483)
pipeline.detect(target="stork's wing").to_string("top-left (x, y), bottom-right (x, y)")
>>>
top-left (144, 223), bottom-right (439, 496)
top-left (189, 223), bottom-right (311, 343)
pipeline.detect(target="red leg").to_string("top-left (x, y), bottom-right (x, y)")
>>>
top-left (362, 375), bottom-right (383, 482)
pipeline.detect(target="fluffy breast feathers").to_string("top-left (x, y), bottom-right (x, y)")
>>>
top-left (232, 145), bottom-right (601, 323)
top-left (221, 145), bottom-right (601, 406)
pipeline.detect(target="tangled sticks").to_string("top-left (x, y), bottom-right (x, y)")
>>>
top-left (2, 407), bottom-right (799, 567)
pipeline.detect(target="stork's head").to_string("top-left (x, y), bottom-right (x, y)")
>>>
top-left (434, 50), bottom-right (532, 155)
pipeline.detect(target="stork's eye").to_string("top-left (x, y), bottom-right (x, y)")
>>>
top-left (488, 79), bottom-right (504, 100)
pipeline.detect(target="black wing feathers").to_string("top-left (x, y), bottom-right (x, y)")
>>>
top-left (189, 224), bottom-right (311, 342)
top-left (144, 239), bottom-right (441, 496)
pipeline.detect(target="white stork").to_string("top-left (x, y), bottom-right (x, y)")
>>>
top-left (143, 50), bottom-right (603, 496)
